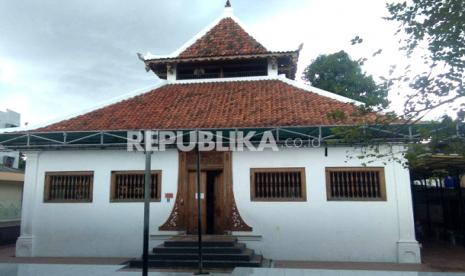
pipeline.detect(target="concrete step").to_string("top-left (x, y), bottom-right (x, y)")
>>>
top-left (129, 254), bottom-right (263, 268)
top-left (149, 248), bottom-right (254, 261)
top-left (153, 243), bottom-right (246, 254)
top-left (164, 240), bottom-right (237, 248)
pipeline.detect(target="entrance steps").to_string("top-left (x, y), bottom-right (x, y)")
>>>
top-left (128, 235), bottom-right (263, 269)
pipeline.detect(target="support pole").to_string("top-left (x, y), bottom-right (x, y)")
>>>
top-left (195, 135), bottom-right (207, 274)
top-left (142, 149), bottom-right (152, 276)
top-left (455, 169), bottom-right (465, 247)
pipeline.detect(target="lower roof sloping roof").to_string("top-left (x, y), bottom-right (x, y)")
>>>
top-left (36, 79), bottom-right (375, 132)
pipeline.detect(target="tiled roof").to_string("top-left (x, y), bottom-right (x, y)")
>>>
top-left (178, 17), bottom-right (268, 58)
top-left (37, 79), bottom-right (375, 132)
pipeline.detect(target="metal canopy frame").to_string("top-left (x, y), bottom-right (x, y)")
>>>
top-left (0, 123), bottom-right (463, 150)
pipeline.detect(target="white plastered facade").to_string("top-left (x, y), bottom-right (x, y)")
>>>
top-left (16, 146), bottom-right (420, 263)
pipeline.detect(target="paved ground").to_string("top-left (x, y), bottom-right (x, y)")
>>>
top-left (274, 241), bottom-right (465, 272)
top-left (0, 244), bottom-right (129, 265)
top-left (422, 241), bottom-right (465, 272)
top-left (273, 260), bottom-right (430, 272)
top-left (1, 241), bottom-right (465, 272)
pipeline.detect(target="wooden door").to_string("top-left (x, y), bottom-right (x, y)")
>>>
top-left (213, 172), bottom-right (225, 234)
top-left (187, 171), bottom-right (207, 234)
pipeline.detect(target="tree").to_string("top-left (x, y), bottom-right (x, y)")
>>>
top-left (303, 50), bottom-right (389, 109)
top-left (385, 0), bottom-right (465, 121)
top-left (301, 1), bottom-right (465, 165)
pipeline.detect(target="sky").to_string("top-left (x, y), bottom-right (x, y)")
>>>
top-left (0, 0), bottom-right (451, 128)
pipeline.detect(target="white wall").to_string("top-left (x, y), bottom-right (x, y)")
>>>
top-left (0, 109), bottom-right (20, 128)
top-left (18, 146), bottom-right (419, 262)
top-left (232, 146), bottom-right (419, 263)
top-left (25, 149), bottom-right (179, 258)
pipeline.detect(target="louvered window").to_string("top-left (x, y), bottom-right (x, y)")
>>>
top-left (326, 167), bottom-right (386, 201)
top-left (44, 172), bottom-right (93, 202)
top-left (110, 171), bottom-right (161, 202)
top-left (250, 168), bottom-right (306, 201)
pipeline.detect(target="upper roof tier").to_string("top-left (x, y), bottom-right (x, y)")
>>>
top-left (178, 17), bottom-right (268, 58)
top-left (139, 6), bottom-right (301, 80)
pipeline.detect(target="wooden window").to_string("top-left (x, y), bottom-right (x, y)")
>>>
top-left (250, 168), bottom-right (306, 201)
top-left (44, 172), bottom-right (93, 203)
top-left (326, 167), bottom-right (386, 201)
top-left (110, 171), bottom-right (161, 202)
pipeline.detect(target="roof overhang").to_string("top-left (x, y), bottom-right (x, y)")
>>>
top-left (143, 51), bottom-right (299, 64)
top-left (410, 154), bottom-right (465, 179)
top-left (0, 171), bottom-right (24, 182)
top-left (0, 123), bottom-right (448, 151)
top-left (142, 51), bottom-right (300, 80)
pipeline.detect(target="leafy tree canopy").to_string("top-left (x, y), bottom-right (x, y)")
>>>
top-left (303, 51), bottom-right (389, 109)
top-left (385, 0), bottom-right (465, 120)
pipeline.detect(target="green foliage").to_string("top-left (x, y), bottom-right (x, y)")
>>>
top-left (18, 152), bottom-right (26, 170)
top-left (405, 116), bottom-right (465, 170)
top-left (303, 51), bottom-right (389, 109)
top-left (301, 1), bottom-right (465, 165)
top-left (386, 0), bottom-right (465, 119)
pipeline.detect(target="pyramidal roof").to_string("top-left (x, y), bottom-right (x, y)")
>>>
top-left (178, 17), bottom-right (268, 58)
top-left (141, 7), bottom-right (290, 61)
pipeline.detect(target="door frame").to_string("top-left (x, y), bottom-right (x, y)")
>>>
top-left (159, 151), bottom-right (252, 233)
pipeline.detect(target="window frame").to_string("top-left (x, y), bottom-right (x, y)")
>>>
top-left (250, 167), bottom-right (307, 202)
top-left (110, 170), bottom-right (162, 203)
top-left (325, 167), bottom-right (387, 202)
top-left (43, 171), bottom-right (94, 203)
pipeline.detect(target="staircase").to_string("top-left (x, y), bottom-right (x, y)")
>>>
top-left (128, 235), bottom-right (263, 269)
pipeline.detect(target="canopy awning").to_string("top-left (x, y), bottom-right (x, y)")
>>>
top-left (0, 123), bottom-right (455, 150)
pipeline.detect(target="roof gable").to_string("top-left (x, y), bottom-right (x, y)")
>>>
top-left (178, 17), bottom-right (268, 58)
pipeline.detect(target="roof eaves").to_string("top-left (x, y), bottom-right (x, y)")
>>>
top-left (144, 51), bottom-right (299, 64)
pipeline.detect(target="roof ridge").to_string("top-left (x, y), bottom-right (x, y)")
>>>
top-left (276, 77), bottom-right (364, 106)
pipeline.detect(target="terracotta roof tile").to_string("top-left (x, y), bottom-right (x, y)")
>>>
top-left (37, 80), bottom-right (375, 132)
top-left (178, 17), bottom-right (268, 58)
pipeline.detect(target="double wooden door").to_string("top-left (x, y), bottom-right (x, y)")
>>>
top-left (186, 170), bottom-right (225, 234)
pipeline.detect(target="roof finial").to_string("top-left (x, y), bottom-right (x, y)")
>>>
top-left (225, 0), bottom-right (231, 8)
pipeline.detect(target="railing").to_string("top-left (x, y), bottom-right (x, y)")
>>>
top-left (177, 70), bottom-right (267, 80)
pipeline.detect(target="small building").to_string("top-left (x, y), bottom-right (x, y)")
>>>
top-left (0, 110), bottom-right (21, 169)
top-left (0, 109), bottom-right (23, 245)
top-left (1, 2), bottom-right (421, 264)
top-left (0, 167), bottom-right (24, 245)
top-left (0, 109), bottom-right (20, 129)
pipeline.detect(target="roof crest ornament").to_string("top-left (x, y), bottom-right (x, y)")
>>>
top-left (223, 0), bottom-right (233, 16)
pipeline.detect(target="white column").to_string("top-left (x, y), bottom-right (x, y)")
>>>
top-left (392, 147), bottom-right (421, 263)
top-left (167, 64), bottom-right (177, 82)
top-left (16, 151), bottom-right (41, 257)
top-left (267, 57), bottom-right (278, 77)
